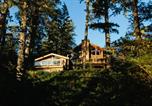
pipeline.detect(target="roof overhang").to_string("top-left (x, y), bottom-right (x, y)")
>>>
top-left (35, 53), bottom-right (69, 61)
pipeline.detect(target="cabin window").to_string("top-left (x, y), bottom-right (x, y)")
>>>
top-left (41, 61), bottom-right (48, 65)
top-left (34, 62), bottom-right (40, 66)
top-left (35, 58), bottom-right (63, 66)
top-left (53, 60), bottom-right (60, 65)
top-left (96, 51), bottom-right (100, 55)
top-left (48, 61), bottom-right (53, 65)
top-left (92, 50), bottom-right (100, 55)
top-left (91, 51), bottom-right (95, 55)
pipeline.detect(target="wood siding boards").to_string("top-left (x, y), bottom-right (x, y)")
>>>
top-left (34, 53), bottom-right (69, 72)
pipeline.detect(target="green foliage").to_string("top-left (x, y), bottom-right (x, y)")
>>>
top-left (24, 0), bottom-right (62, 58)
top-left (88, 0), bottom-right (120, 47)
top-left (90, 22), bottom-right (119, 33)
top-left (90, 0), bottom-right (120, 33)
top-left (128, 53), bottom-right (152, 75)
top-left (1, 58), bottom-right (152, 105)
top-left (24, 61), bottom-right (152, 106)
top-left (40, 3), bottom-right (75, 56)
top-left (112, 32), bottom-right (152, 77)
top-left (138, 1), bottom-right (152, 22)
top-left (112, 33), bottom-right (152, 57)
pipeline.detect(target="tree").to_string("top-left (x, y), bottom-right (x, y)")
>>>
top-left (132, 0), bottom-right (141, 40)
top-left (16, 0), bottom-right (27, 80)
top-left (23, 0), bottom-right (61, 68)
top-left (90, 0), bottom-right (119, 48)
top-left (24, 0), bottom-right (39, 69)
top-left (84, 0), bottom-right (90, 41)
top-left (80, 0), bottom-right (91, 69)
top-left (41, 3), bottom-right (75, 56)
top-left (112, 0), bottom-right (152, 57)
top-left (58, 4), bottom-right (75, 55)
top-left (138, 1), bottom-right (152, 40)
top-left (139, 1), bottom-right (152, 23)
top-left (0, 0), bottom-right (20, 77)
top-left (112, 0), bottom-right (143, 40)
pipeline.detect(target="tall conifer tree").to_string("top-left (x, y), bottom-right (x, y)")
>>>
top-left (16, 0), bottom-right (27, 80)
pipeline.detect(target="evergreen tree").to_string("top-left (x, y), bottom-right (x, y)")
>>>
top-left (80, 0), bottom-right (91, 69)
top-left (58, 4), bottom-right (75, 55)
top-left (41, 3), bottom-right (75, 56)
top-left (23, 0), bottom-right (61, 68)
top-left (112, 0), bottom-right (144, 40)
top-left (113, 0), bottom-right (152, 57)
top-left (90, 0), bottom-right (119, 48)
top-left (138, 1), bottom-right (152, 39)
top-left (16, 0), bottom-right (27, 80)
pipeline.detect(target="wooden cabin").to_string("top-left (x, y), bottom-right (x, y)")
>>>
top-left (34, 53), bottom-right (69, 72)
top-left (74, 40), bottom-right (106, 68)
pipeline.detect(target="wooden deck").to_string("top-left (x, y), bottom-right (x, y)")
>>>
top-left (75, 62), bottom-right (108, 68)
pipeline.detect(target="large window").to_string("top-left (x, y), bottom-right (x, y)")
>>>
top-left (35, 59), bottom-right (61, 66)
top-left (53, 60), bottom-right (60, 65)
top-left (34, 62), bottom-right (41, 66)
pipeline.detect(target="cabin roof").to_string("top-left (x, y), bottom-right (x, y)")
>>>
top-left (90, 44), bottom-right (104, 51)
top-left (74, 42), bottom-right (104, 51)
top-left (35, 53), bottom-right (69, 61)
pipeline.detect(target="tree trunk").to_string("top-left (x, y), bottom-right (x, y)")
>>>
top-left (83, 0), bottom-right (90, 69)
top-left (104, 1), bottom-right (111, 69)
top-left (84, 0), bottom-right (89, 41)
top-left (133, 0), bottom-right (141, 40)
top-left (16, 1), bottom-right (27, 81)
top-left (25, 3), bottom-right (38, 69)
top-left (104, 1), bottom-right (110, 48)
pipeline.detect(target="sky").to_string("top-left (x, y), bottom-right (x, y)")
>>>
top-left (62, 0), bottom-right (130, 47)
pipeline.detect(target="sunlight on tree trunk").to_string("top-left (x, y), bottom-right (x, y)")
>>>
top-left (104, 1), bottom-right (110, 48)
top-left (16, 1), bottom-right (27, 81)
top-left (133, 0), bottom-right (141, 40)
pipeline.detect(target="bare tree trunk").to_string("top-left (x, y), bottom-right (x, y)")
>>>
top-left (132, 0), bottom-right (142, 57)
top-left (83, 0), bottom-right (90, 69)
top-left (104, 1), bottom-right (111, 69)
top-left (133, 0), bottom-right (141, 40)
top-left (16, 1), bottom-right (27, 81)
top-left (104, 1), bottom-right (110, 48)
